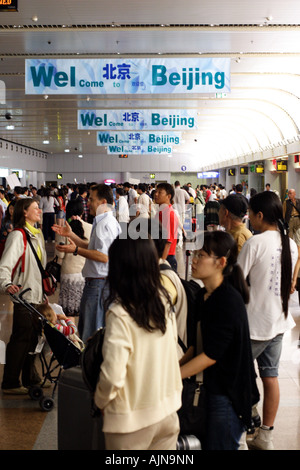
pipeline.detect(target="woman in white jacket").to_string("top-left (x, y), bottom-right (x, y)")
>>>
top-left (0, 198), bottom-right (47, 394)
top-left (94, 235), bottom-right (182, 450)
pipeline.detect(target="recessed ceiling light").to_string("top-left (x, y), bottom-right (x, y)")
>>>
top-left (43, 140), bottom-right (49, 144)
top-left (78, 154), bottom-right (83, 158)
top-left (64, 149), bottom-right (70, 153)
top-left (6, 125), bottom-right (14, 130)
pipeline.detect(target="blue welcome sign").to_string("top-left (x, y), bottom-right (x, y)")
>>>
top-left (25, 58), bottom-right (230, 95)
top-left (107, 144), bottom-right (173, 155)
top-left (78, 109), bottom-right (198, 130)
top-left (97, 131), bottom-right (182, 146)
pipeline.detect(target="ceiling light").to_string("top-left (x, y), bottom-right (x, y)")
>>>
top-left (43, 140), bottom-right (49, 144)
top-left (32, 15), bottom-right (38, 22)
top-left (6, 125), bottom-right (14, 130)
top-left (64, 149), bottom-right (70, 153)
top-left (78, 154), bottom-right (83, 158)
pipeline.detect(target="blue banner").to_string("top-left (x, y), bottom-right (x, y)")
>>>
top-left (107, 144), bottom-right (173, 155)
top-left (25, 58), bottom-right (230, 95)
top-left (97, 131), bottom-right (182, 146)
top-left (78, 109), bottom-right (197, 130)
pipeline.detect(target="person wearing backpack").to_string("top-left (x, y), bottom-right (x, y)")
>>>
top-left (94, 235), bottom-right (182, 450)
top-left (0, 198), bottom-right (47, 395)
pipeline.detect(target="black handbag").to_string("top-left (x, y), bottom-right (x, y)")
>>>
top-left (46, 255), bottom-right (61, 283)
top-left (177, 321), bottom-right (207, 441)
top-left (177, 377), bottom-right (207, 440)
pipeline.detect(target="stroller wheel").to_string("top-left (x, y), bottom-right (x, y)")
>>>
top-left (39, 396), bottom-right (54, 412)
top-left (29, 386), bottom-right (43, 401)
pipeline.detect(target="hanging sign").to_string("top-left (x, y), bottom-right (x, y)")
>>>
top-left (25, 58), bottom-right (230, 95)
top-left (79, 109), bottom-right (197, 130)
top-left (97, 131), bottom-right (182, 146)
top-left (107, 144), bottom-right (173, 155)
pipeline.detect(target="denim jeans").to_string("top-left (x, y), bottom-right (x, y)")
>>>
top-left (78, 278), bottom-right (108, 343)
top-left (251, 333), bottom-right (283, 378)
top-left (203, 392), bottom-right (245, 450)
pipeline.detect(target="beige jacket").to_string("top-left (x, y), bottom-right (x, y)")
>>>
top-left (0, 227), bottom-right (47, 303)
top-left (94, 299), bottom-right (182, 433)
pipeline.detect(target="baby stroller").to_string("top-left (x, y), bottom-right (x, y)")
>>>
top-left (10, 288), bottom-right (82, 411)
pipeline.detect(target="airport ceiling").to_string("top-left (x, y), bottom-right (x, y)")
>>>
top-left (2, 0), bottom-right (300, 169)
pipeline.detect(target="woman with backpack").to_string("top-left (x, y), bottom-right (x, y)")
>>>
top-left (0, 198), bottom-right (47, 394)
top-left (94, 235), bottom-right (182, 450)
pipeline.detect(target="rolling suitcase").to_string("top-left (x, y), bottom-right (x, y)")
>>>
top-left (57, 365), bottom-right (105, 450)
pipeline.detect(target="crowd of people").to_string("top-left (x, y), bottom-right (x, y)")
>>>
top-left (0, 178), bottom-right (298, 451)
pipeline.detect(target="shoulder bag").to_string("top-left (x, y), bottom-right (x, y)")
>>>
top-left (26, 233), bottom-right (57, 296)
top-left (46, 255), bottom-right (61, 283)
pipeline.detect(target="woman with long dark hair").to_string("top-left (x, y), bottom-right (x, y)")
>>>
top-left (180, 230), bottom-right (258, 450)
top-left (56, 199), bottom-right (92, 323)
top-left (238, 190), bottom-right (298, 450)
top-left (94, 235), bottom-right (182, 450)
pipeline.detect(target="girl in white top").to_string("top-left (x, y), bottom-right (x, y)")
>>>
top-left (94, 235), bottom-right (182, 450)
top-left (238, 190), bottom-right (297, 450)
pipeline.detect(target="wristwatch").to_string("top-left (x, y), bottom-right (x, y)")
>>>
top-left (73, 246), bottom-right (78, 256)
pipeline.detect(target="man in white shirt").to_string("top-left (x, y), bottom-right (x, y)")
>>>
top-left (123, 182), bottom-right (138, 207)
top-left (115, 188), bottom-right (130, 224)
top-left (174, 181), bottom-right (190, 224)
top-left (53, 184), bottom-right (122, 342)
top-left (136, 183), bottom-right (151, 218)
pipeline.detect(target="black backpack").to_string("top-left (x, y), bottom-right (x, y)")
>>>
top-left (159, 264), bottom-right (201, 349)
top-left (81, 327), bottom-right (105, 416)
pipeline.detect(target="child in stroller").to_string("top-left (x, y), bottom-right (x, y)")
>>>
top-left (9, 289), bottom-right (83, 411)
top-left (36, 303), bottom-right (83, 351)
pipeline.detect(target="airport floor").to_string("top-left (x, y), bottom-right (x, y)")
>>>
top-left (0, 244), bottom-right (299, 451)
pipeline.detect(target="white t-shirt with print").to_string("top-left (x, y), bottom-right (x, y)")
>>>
top-left (238, 230), bottom-right (297, 340)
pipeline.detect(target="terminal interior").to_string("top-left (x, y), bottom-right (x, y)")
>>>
top-left (0, 0), bottom-right (300, 450)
